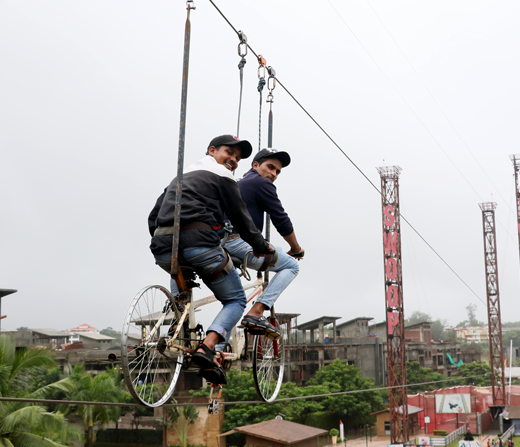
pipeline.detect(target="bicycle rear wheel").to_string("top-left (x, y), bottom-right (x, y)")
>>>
top-left (252, 319), bottom-right (285, 402)
top-left (121, 285), bottom-right (184, 407)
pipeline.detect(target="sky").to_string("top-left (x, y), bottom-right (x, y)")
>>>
top-left (1, 1), bottom-right (520, 334)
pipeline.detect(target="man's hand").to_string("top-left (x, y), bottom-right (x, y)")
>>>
top-left (288, 247), bottom-right (305, 260)
top-left (253, 244), bottom-right (276, 258)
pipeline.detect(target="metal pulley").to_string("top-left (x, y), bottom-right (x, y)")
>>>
top-left (238, 30), bottom-right (247, 57)
top-left (267, 66), bottom-right (276, 104)
top-left (186, 0), bottom-right (195, 10)
top-left (208, 385), bottom-right (223, 414)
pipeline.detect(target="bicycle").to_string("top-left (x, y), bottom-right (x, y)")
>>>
top-left (121, 253), bottom-right (285, 409)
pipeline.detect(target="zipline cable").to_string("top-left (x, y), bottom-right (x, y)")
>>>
top-left (206, 0), bottom-right (485, 305)
top-left (257, 55), bottom-right (267, 151)
top-left (0, 373), bottom-right (487, 408)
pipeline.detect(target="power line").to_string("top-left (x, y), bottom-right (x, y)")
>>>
top-left (0, 374), bottom-right (488, 407)
top-left (206, 0), bottom-right (485, 305)
top-left (330, 0), bottom-right (517, 245)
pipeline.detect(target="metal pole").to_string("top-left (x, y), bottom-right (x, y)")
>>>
top-left (170, 1), bottom-right (195, 277)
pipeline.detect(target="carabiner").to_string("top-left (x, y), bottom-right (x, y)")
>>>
top-left (238, 31), bottom-right (248, 57)
top-left (257, 54), bottom-right (267, 78)
top-left (268, 76), bottom-right (276, 92)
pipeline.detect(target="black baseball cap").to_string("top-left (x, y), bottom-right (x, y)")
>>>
top-left (207, 134), bottom-right (253, 159)
top-left (253, 148), bottom-right (291, 167)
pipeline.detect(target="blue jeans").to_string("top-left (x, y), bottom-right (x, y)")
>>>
top-left (154, 246), bottom-right (246, 342)
top-left (223, 237), bottom-right (299, 309)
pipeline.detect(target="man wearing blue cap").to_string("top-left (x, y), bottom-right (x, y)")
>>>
top-left (148, 135), bottom-right (273, 384)
top-left (224, 148), bottom-right (305, 340)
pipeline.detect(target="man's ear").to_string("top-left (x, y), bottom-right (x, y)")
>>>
top-left (208, 146), bottom-right (217, 157)
top-left (252, 161), bottom-right (259, 169)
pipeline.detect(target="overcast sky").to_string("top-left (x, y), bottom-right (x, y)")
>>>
top-left (1, 1), bottom-right (519, 333)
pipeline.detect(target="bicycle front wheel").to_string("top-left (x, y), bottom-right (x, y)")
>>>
top-left (121, 285), bottom-right (184, 407)
top-left (252, 321), bottom-right (285, 402)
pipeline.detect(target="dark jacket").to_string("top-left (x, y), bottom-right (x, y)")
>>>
top-left (237, 168), bottom-right (293, 236)
top-left (149, 156), bottom-right (270, 256)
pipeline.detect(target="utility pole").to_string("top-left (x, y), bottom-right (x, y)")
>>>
top-left (479, 202), bottom-right (505, 407)
top-left (377, 166), bottom-right (408, 444)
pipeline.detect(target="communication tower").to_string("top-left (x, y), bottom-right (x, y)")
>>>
top-left (377, 166), bottom-right (408, 443)
top-left (479, 202), bottom-right (505, 406)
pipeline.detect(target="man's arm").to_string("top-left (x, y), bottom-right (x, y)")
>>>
top-left (283, 231), bottom-right (304, 258)
top-left (219, 178), bottom-right (271, 255)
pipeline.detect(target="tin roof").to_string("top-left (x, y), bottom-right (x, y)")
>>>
top-left (234, 419), bottom-right (327, 444)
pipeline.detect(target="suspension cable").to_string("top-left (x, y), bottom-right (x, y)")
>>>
top-left (236, 30), bottom-right (247, 137)
top-left (0, 373), bottom-right (487, 408)
top-left (257, 55), bottom-right (267, 151)
top-left (206, 0), bottom-right (485, 304)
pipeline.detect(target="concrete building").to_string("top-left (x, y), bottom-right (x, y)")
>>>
top-left (75, 332), bottom-right (115, 350)
top-left (8, 328), bottom-right (70, 349)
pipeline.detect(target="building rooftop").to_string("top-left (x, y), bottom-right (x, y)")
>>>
top-left (234, 419), bottom-right (327, 443)
top-left (30, 328), bottom-right (69, 337)
top-left (77, 333), bottom-right (115, 341)
top-left (337, 317), bottom-right (374, 328)
top-left (371, 405), bottom-right (424, 416)
top-left (297, 316), bottom-right (342, 331)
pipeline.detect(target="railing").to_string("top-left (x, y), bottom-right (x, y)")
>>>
top-left (446, 423), bottom-right (469, 446)
top-left (494, 425), bottom-right (516, 447)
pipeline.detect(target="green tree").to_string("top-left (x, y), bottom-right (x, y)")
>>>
top-left (308, 359), bottom-right (384, 428)
top-left (405, 311), bottom-right (431, 326)
top-left (279, 382), bottom-right (328, 425)
top-left (454, 362), bottom-right (491, 386)
top-left (62, 364), bottom-right (125, 447)
top-left (406, 361), bottom-right (448, 393)
top-left (503, 330), bottom-right (520, 350)
top-left (0, 334), bottom-right (81, 446)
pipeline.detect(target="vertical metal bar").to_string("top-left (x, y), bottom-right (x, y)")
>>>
top-left (170, 5), bottom-right (193, 278)
top-left (268, 109), bottom-right (273, 149)
top-left (509, 155), bottom-right (520, 266)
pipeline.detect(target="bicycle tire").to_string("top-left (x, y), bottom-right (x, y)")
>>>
top-left (121, 285), bottom-right (185, 407)
top-left (252, 320), bottom-right (285, 402)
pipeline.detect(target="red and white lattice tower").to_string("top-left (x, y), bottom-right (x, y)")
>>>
top-left (377, 166), bottom-right (408, 443)
top-left (479, 202), bottom-right (505, 406)
top-left (510, 154), bottom-right (520, 262)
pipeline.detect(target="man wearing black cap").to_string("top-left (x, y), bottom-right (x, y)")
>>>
top-left (148, 135), bottom-right (273, 384)
top-left (224, 148), bottom-right (304, 339)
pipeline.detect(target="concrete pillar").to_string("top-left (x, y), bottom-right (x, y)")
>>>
top-left (333, 321), bottom-right (337, 343)
top-left (318, 322), bottom-right (324, 343)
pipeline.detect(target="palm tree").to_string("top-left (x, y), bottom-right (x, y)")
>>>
top-left (62, 365), bottom-right (125, 447)
top-left (0, 334), bottom-right (82, 446)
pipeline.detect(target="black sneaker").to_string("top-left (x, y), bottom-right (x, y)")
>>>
top-left (240, 315), bottom-right (282, 340)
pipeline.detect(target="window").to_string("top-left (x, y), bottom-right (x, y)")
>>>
top-left (347, 360), bottom-right (355, 366)
top-left (385, 422), bottom-right (391, 435)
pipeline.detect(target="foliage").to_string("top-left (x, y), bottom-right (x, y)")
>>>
top-left (433, 430), bottom-right (447, 435)
top-left (60, 364), bottom-right (126, 447)
top-left (168, 402), bottom-right (199, 447)
top-left (330, 428), bottom-right (339, 436)
top-left (406, 361), bottom-right (448, 393)
top-left (307, 359), bottom-right (383, 428)
top-left (0, 334), bottom-right (82, 446)
top-left (15, 327), bottom-right (29, 332)
top-left (503, 331), bottom-right (520, 350)
top-left (453, 362), bottom-right (491, 386)
top-left (457, 304), bottom-right (486, 328)
top-left (279, 382), bottom-right (330, 425)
